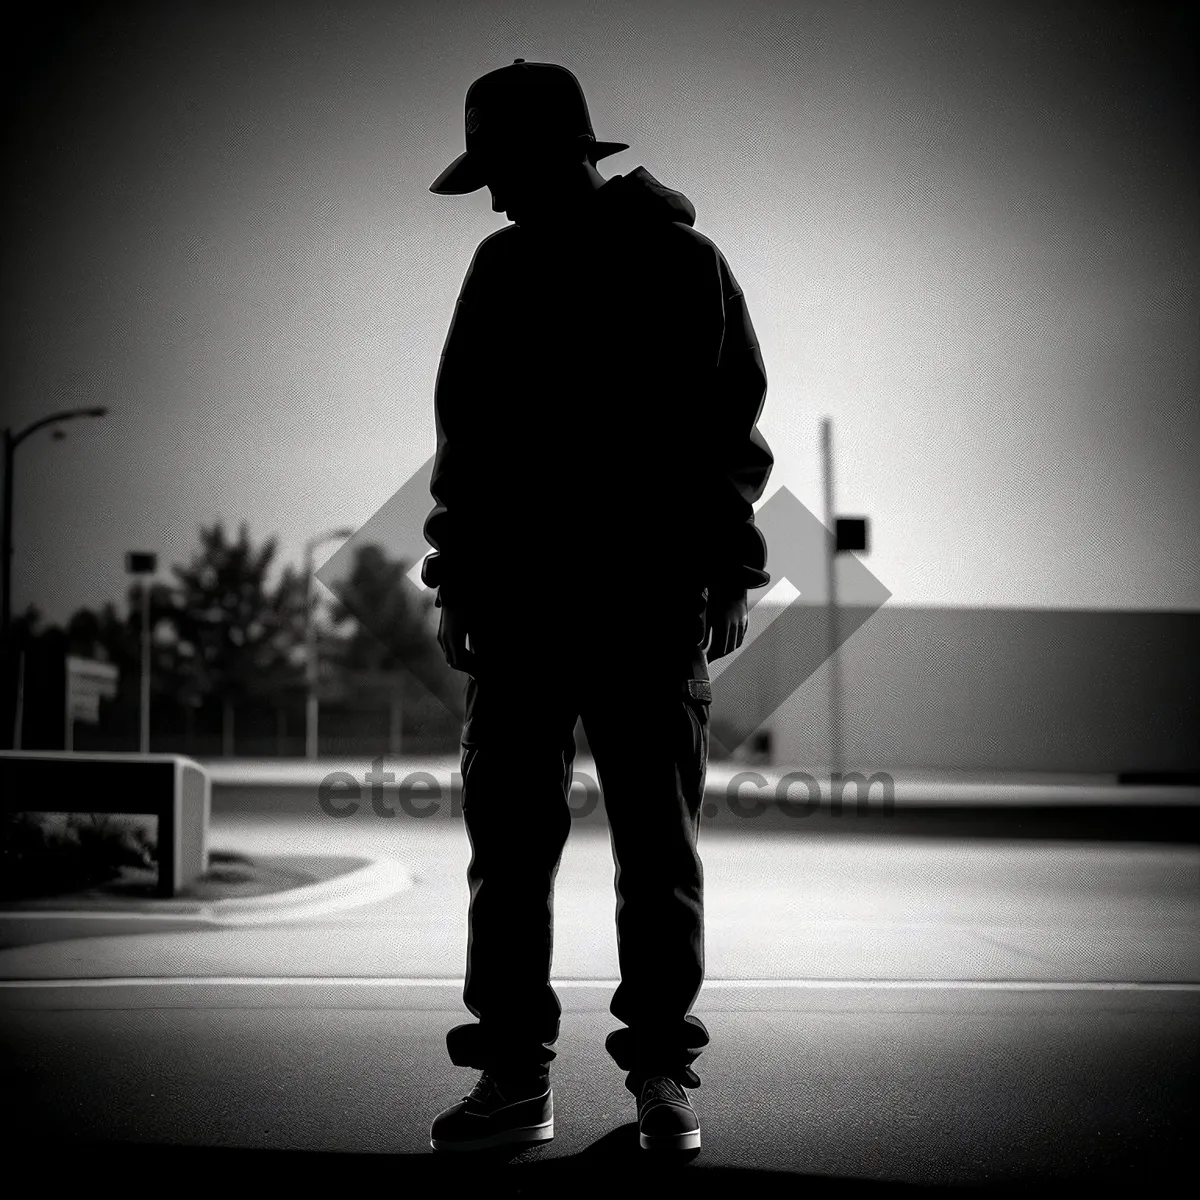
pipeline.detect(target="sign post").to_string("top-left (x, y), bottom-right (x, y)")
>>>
top-left (820, 420), bottom-right (841, 779)
top-left (13, 649), bottom-right (24, 750)
top-left (820, 418), bottom-right (872, 783)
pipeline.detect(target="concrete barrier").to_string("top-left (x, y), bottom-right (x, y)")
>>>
top-left (0, 751), bottom-right (210, 897)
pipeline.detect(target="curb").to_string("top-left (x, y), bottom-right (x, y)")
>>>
top-left (0, 856), bottom-right (414, 929)
top-left (705, 769), bottom-right (1200, 808)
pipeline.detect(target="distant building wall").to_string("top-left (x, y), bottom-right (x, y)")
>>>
top-left (739, 604), bottom-right (1199, 773)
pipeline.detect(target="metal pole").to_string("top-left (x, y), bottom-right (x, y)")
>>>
top-left (303, 527), bottom-right (354, 760)
top-left (4, 408), bottom-right (107, 746)
top-left (3, 408), bottom-right (107, 643)
top-left (389, 675), bottom-right (403, 756)
top-left (2, 429), bottom-right (13, 642)
top-left (821, 417), bottom-right (842, 783)
top-left (3, 431), bottom-right (13, 749)
top-left (13, 648), bottom-right (24, 749)
top-left (140, 581), bottom-right (151, 753)
top-left (65, 655), bottom-right (73, 752)
top-left (305, 544), bottom-right (317, 760)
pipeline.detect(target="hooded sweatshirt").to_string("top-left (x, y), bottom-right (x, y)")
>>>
top-left (421, 165), bottom-right (774, 610)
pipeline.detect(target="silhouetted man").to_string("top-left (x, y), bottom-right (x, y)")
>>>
top-left (423, 59), bottom-right (773, 1153)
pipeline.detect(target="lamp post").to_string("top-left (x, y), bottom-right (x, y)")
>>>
top-left (304, 527), bottom-right (355, 760)
top-left (126, 551), bottom-right (157, 753)
top-left (3, 406), bottom-right (107, 749)
top-left (2, 406), bottom-right (108, 641)
top-left (821, 419), bottom-right (841, 780)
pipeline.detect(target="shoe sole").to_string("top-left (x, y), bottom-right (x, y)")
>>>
top-left (430, 1120), bottom-right (554, 1152)
top-left (639, 1128), bottom-right (701, 1151)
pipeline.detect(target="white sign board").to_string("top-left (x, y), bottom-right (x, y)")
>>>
top-left (65, 657), bottom-right (119, 741)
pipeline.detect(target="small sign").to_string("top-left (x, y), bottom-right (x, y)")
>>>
top-left (835, 517), bottom-right (869, 554)
top-left (66, 657), bottom-right (119, 726)
top-left (126, 551), bottom-right (157, 574)
top-left (70, 692), bottom-right (101, 723)
top-left (67, 657), bottom-right (119, 694)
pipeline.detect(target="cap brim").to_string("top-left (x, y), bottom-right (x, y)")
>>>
top-left (429, 141), bottom-right (631, 196)
top-left (590, 140), bottom-right (631, 163)
top-left (429, 151), bottom-right (487, 195)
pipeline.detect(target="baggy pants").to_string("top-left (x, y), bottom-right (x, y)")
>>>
top-left (444, 590), bottom-right (713, 1094)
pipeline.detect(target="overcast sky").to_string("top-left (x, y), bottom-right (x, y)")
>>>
top-left (2, 0), bottom-right (1196, 626)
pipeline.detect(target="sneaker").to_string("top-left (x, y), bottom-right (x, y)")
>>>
top-left (637, 1075), bottom-right (701, 1151)
top-left (430, 1071), bottom-right (553, 1152)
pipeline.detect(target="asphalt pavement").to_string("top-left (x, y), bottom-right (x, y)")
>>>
top-left (2, 980), bottom-right (1196, 1188)
top-left (2, 768), bottom-right (1198, 1186)
top-left (3, 817), bottom-right (1198, 979)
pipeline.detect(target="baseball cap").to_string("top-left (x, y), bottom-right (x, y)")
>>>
top-left (430, 59), bottom-right (630, 195)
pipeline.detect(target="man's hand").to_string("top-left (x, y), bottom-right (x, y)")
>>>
top-left (437, 595), bottom-right (478, 673)
top-left (704, 587), bottom-right (748, 662)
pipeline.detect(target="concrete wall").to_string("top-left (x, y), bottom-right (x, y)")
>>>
top-left (716, 603), bottom-right (1199, 773)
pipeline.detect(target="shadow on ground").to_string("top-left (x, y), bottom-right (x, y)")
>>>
top-left (9, 1127), bottom-right (1185, 1194)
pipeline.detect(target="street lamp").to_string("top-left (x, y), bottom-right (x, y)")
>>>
top-left (2, 406), bottom-right (108, 640)
top-left (305, 527), bottom-right (355, 759)
top-left (126, 551), bottom-right (158, 754)
top-left (3, 407), bottom-right (107, 749)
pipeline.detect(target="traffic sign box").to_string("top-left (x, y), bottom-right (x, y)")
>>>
top-left (835, 517), bottom-right (869, 554)
top-left (125, 552), bottom-right (157, 574)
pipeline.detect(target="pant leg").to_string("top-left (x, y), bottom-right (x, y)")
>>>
top-left (583, 635), bottom-right (713, 1094)
top-left (449, 650), bottom-right (581, 1077)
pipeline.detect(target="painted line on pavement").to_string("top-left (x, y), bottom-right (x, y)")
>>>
top-left (1, 977), bottom-right (1197, 991)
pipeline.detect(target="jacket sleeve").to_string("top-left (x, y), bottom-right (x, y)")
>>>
top-left (704, 256), bottom-right (775, 596)
top-left (420, 243), bottom-right (490, 604)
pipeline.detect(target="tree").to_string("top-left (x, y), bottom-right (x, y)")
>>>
top-left (67, 583), bottom-right (177, 691)
top-left (327, 543), bottom-right (434, 672)
top-left (2, 604), bottom-right (48, 748)
top-left (68, 599), bottom-right (131, 666)
top-left (325, 542), bottom-right (456, 750)
top-left (166, 521), bottom-right (307, 755)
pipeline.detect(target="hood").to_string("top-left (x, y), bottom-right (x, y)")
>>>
top-left (507, 166), bottom-right (697, 240)
top-left (594, 166), bottom-right (697, 227)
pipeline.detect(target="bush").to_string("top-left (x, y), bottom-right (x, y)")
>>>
top-left (0, 811), bottom-right (158, 900)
